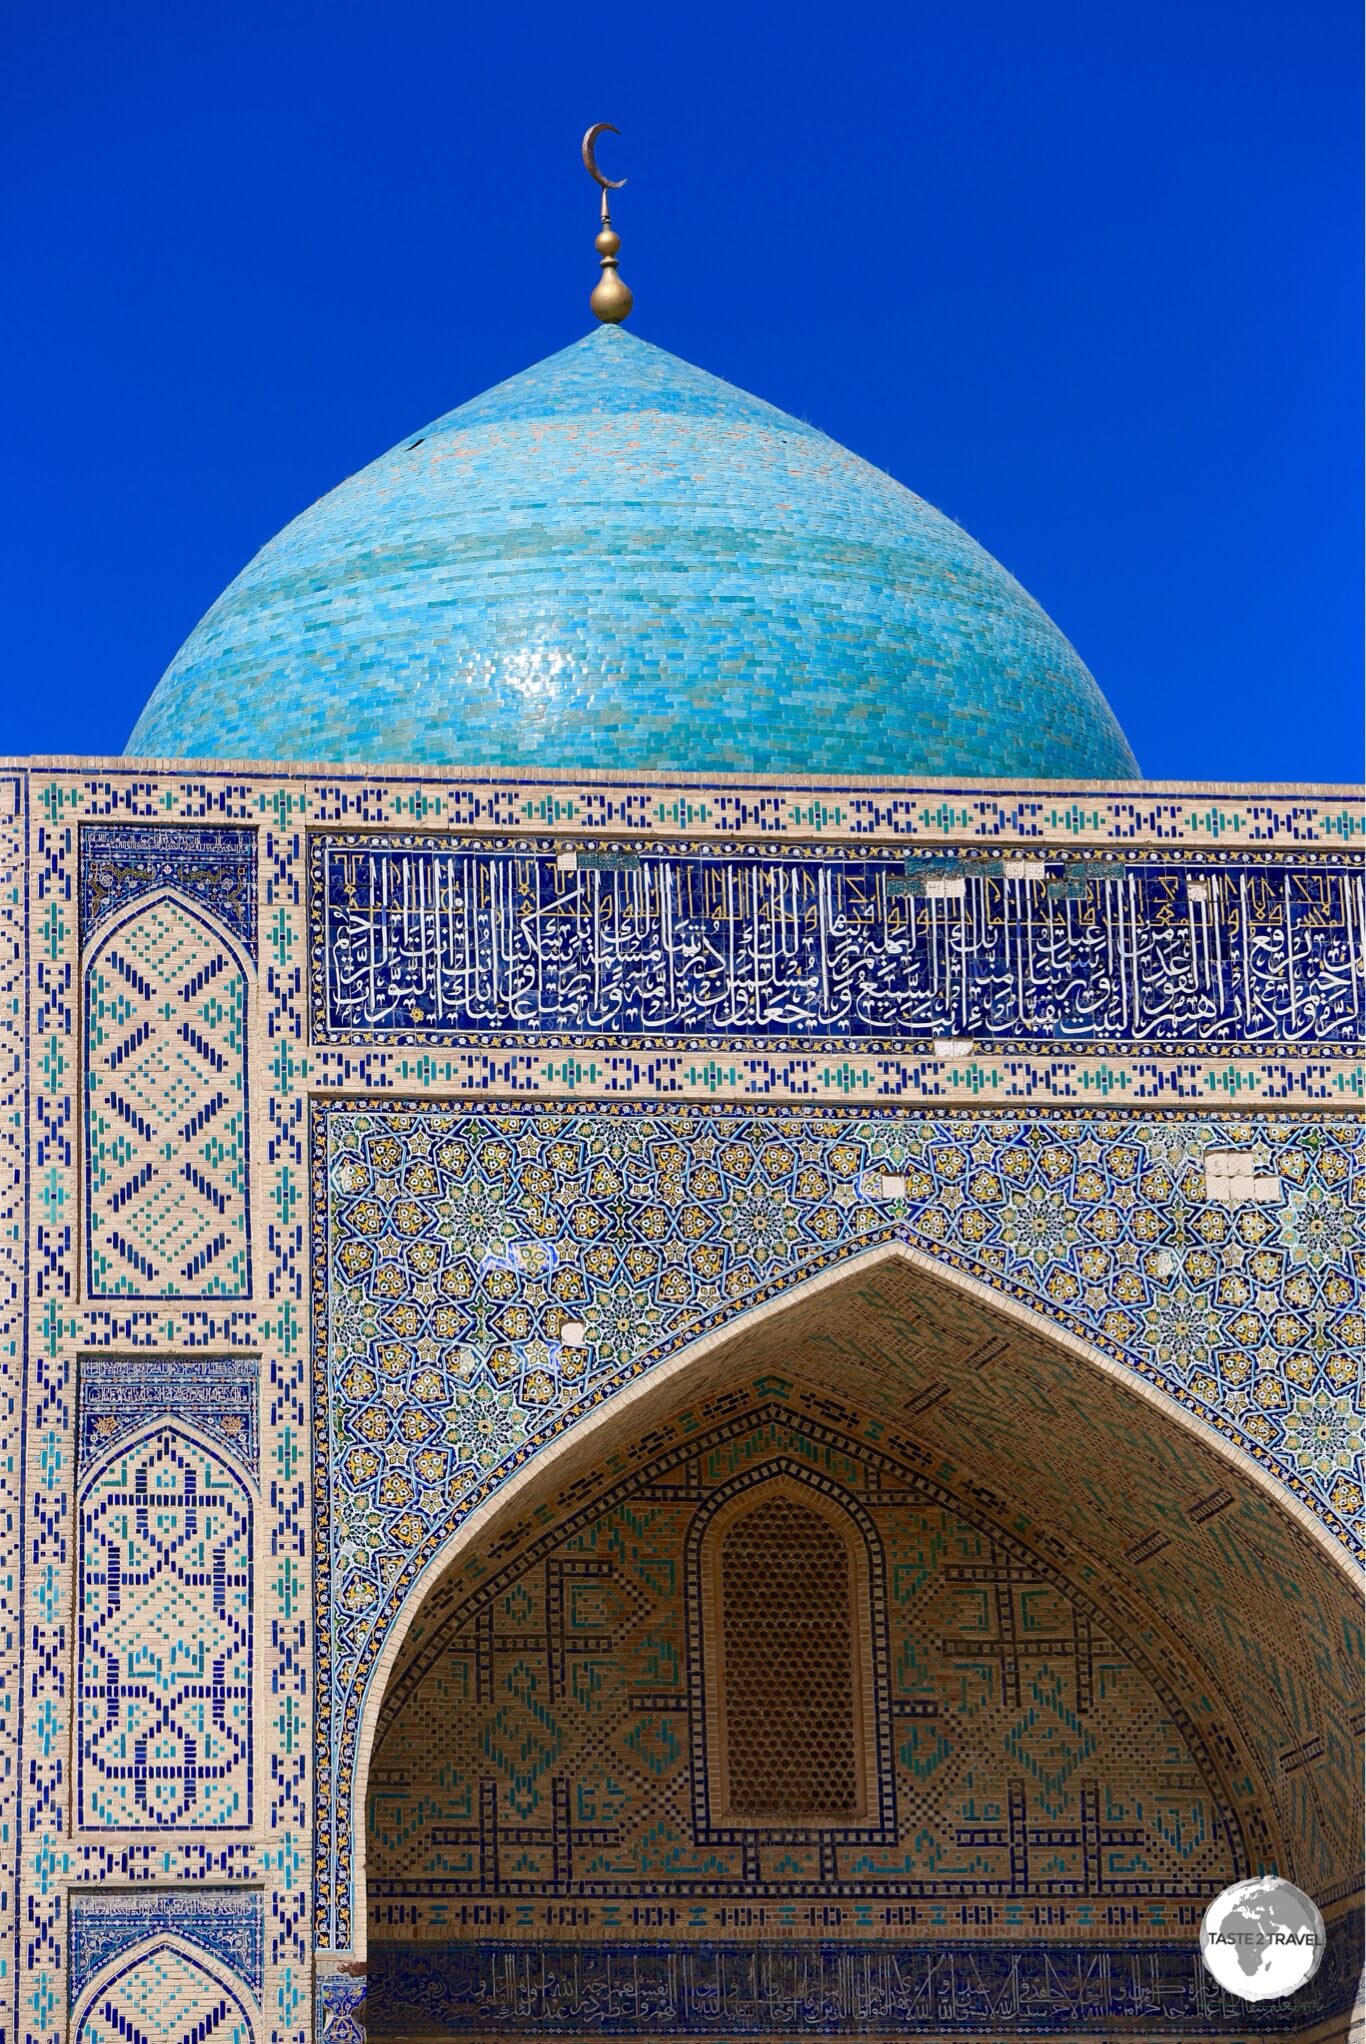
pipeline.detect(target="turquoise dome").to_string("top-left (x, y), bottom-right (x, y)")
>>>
top-left (127, 326), bottom-right (1138, 778)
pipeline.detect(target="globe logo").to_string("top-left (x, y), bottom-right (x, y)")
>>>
top-left (1199, 1877), bottom-right (1326, 2001)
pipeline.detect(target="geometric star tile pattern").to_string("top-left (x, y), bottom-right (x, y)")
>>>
top-left (316, 1102), bottom-right (1362, 1635)
top-left (312, 1101), bottom-right (1363, 1948)
top-left (1, 760), bottom-right (1357, 2044)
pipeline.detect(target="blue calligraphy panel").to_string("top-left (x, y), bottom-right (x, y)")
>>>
top-left (311, 838), bottom-right (1364, 1054)
top-left (363, 1923), bottom-right (1362, 2035)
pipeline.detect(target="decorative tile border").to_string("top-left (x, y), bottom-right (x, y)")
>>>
top-left (306, 1047), bottom-right (1360, 1107)
top-left (0, 777), bottom-right (25, 2044)
top-left (13, 757), bottom-right (1366, 848)
top-left (13, 769), bottom-right (305, 2044)
top-left (358, 1921), bottom-right (1364, 2035)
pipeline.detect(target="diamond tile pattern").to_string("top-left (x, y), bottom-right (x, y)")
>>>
top-left (85, 895), bottom-right (249, 1297)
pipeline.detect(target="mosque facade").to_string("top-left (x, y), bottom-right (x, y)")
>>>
top-left (1, 241), bottom-right (1362, 2044)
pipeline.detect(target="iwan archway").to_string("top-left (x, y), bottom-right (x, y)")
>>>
top-left (340, 1249), bottom-right (1361, 2042)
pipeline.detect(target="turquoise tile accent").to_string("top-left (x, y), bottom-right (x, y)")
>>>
top-left (127, 327), bottom-right (1139, 779)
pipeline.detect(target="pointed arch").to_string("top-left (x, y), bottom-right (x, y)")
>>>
top-left (336, 1239), bottom-right (1361, 1959)
top-left (84, 886), bottom-right (251, 1299)
top-left (77, 1420), bottom-right (254, 1830)
top-left (71, 1934), bottom-right (255, 2044)
top-left (358, 1382), bottom-right (1296, 2034)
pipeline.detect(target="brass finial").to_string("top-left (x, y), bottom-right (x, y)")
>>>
top-left (582, 122), bottom-right (633, 324)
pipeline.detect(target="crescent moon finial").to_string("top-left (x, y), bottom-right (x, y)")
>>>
top-left (582, 122), bottom-right (627, 193)
top-left (582, 123), bottom-right (633, 325)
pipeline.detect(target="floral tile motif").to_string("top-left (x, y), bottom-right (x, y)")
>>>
top-left (6, 761), bottom-right (1360, 2044)
top-left (81, 824), bottom-right (257, 960)
top-left (77, 1355), bottom-right (258, 1480)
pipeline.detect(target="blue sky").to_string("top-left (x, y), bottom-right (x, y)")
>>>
top-left (1, 0), bottom-right (1360, 781)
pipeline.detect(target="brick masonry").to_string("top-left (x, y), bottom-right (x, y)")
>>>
top-left (0, 761), bottom-right (1359, 2044)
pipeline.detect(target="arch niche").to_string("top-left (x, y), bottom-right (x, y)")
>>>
top-left (349, 1246), bottom-right (1362, 2043)
top-left (687, 1467), bottom-right (887, 1835)
top-left (72, 1936), bottom-right (256, 2044)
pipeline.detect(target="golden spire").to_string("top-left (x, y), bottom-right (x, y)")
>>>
top-left (582, 123), bottom-right (633, 324)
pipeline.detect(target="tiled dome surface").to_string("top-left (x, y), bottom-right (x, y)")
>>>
top-left (127, 326), bottom-right (1138, 778)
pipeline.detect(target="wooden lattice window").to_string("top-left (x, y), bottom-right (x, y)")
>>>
top-left (700, 1477), bottom-right (871, 1825)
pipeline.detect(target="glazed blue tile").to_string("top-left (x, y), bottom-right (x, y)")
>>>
top-left (127, 327), bottom-right (1139, 779)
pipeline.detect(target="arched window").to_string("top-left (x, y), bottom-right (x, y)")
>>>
top-left (693, 1472), bottom-right (882, 1832)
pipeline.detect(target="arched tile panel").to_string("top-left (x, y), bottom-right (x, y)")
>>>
top-left (78, 1425), bottom-right (253, 1830)
top-left (84, 891), bottom-right (250, 1299)
top-left (73, 1937), bottom-right (254, 2044)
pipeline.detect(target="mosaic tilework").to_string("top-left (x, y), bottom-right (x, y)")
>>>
top-left (68, 1890), bottom-right (264, 2004)
top-left (78, 1355), bottom-right (259, 1479)
top-left (313, 838), bottom-right (1364, 1054)
top-left (313, 1102), bottom-right (1362, 1950)
top-left (313, 1102), bottom-right (1360, 1584)
top-left (126, 328), bottom-right (1138, 782)
top-left (81, 825), bottom-right (258, 959)
top-left (77, 1425), bottom-right (253, 1829)
top-left (1, 763), bottom-right (1358, 2044)
top-left (358, 1925), bottom-right (1365, 2037)
top-left (21, 762), bottom-right (1366, 848)
top-left (313, 1974), bottom-right (365, 2044)
top-left (0, 776), bottom-right (23, 2044)
top-left (367, 1405), bottom-right (1248, 1930)
top-left (13, 777), bottom-right (282, 2044)
top-left (73, 1941), bottom-right (255, 2044)
top-left (84, 892), bottom-right (251, 1297)
top-left (353, 1375), bottom-right (1365, 2038)
top-left (20, 772), bottom-right (63, 2044)
top-left (372, 1369), bottom-right (1363, 1924)
top-left (317, 1048), bottom-right (1357, 1109)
